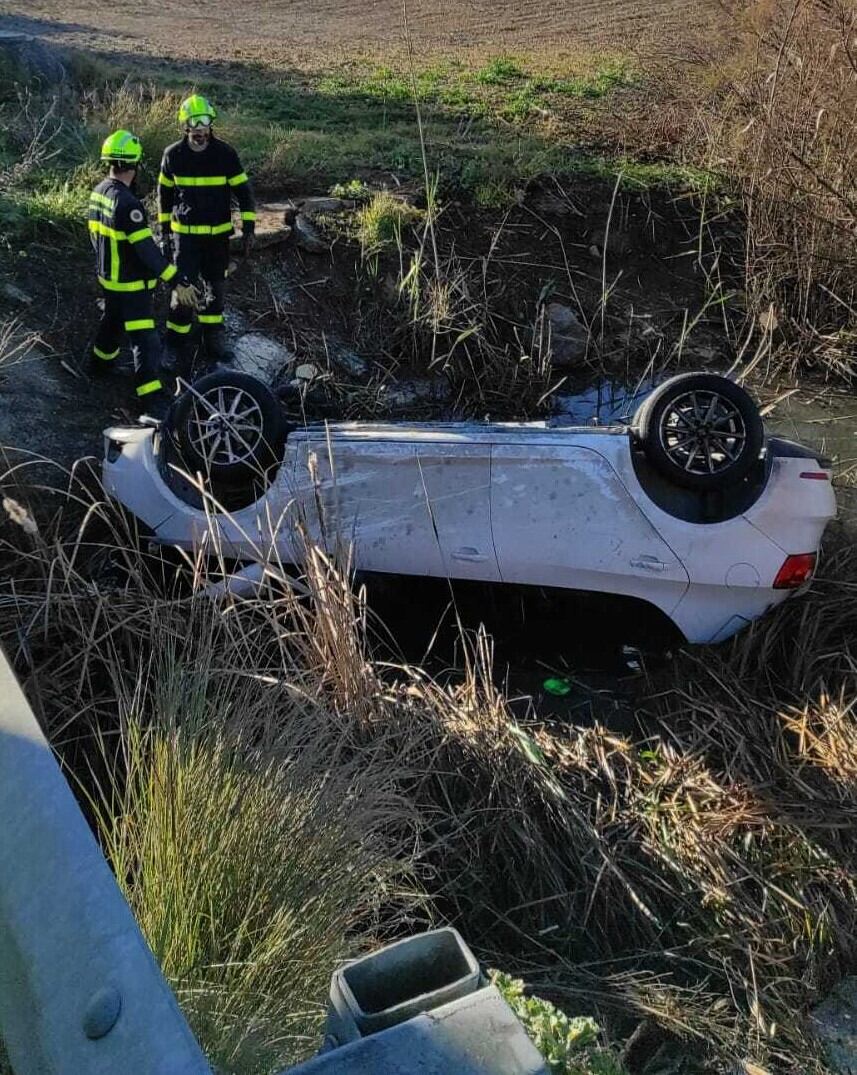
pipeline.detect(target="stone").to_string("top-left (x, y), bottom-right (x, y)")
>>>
top-left (1, 282), bottom-right (33, 306)
top-left (232, 333), bottom-right (295, 383)
top-left (332, 348), bottom-right (370, 378)
top-left (691, 343), bottom-right (721, 363)
top-left (811, 976), bottom-right (857, 1074)
top-left (298, 196), bottom-right (353, 216)
top-left (294, 214), bottom-right (329, 255)
top-left (227, 203), bottom-right (292, 254)
top-left (384, 378), bottom-right (453, 409)
top-left (295, 363), bottom-right (319, 381)
top-left (545, 303), bottom-right (589, 368)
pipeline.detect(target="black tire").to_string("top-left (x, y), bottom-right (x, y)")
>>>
top-left (166, 370), bottom-right (286, 483)
top-left (632, 373), bottom-right (764, 491)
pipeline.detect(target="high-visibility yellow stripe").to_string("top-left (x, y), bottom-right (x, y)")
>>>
top-left (110, 234), bottom-right (120, 284)
top-left (158, 172), bottom-right (175, 188)
top-left (89, 192), bottom-right (115, 211)
top-left (92, 345), bottom-right (119, 360)
top-left (157, 212), bottom-right (172, 223)
top-left (228, 172), bottom-right (249, 186)
top-left (136, 379), bottom-right (163, 397)
top-left (198, 313), bottom-right (224, 324)
top-left (173, 175), bottom-right (227, 186)
top-left (89, 219), bottom-right (128, 240)
top-left (98, 277), bottom-right (157, 292)
top-left (240, 211), bottom-right (256, 221)
top-left (124, 319), bottom-right (156, 332)
top-left (166, 320), bottom-right (192, 334)
top-left (160, 263), bottom-right (177, 282)
top-left (127, 227), bottom-right (153, 244)
top-left (171, 219), bottom-right (233, 235)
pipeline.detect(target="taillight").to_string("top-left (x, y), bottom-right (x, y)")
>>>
top-left (799, 471), bottom-right (830, 480)
top-left (773, 553), bottom-right (816, 589)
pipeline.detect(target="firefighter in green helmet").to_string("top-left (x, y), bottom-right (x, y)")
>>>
top-left (158, 94), bottom-right (256, 372)
top-left (88, 129), bottom-right (198, 410)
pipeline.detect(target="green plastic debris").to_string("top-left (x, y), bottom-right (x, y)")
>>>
top-left (543, 676), bottom-right (572, 696)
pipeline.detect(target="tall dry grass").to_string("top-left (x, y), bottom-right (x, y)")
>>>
top-left (1, 464), bottom-right (857, 1072)
top-left (691, 0), bottom-right (857, 380)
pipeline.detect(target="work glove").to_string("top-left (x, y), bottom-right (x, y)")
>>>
top-left (159, 233), bottom-right (173, 260)
top-left (172, 274), bottom-right (201, 309)
top-left (241, 227), bottom-right (255, 259)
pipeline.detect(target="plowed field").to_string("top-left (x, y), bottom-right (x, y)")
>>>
top-left (1, 0), bottom-right (716, 68)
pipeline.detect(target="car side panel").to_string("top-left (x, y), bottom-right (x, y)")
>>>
top-left (490, 443), bottom-right (689, 612)
top-left (291, 438), bottom-right (500, 581)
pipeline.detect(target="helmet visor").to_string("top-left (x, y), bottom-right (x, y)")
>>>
top-left (187, 115), bottom-right (212, 128)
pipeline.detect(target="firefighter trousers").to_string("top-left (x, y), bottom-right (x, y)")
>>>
top-left (92, 288), bottom-right (164, 398)
top-left (166, 235), bottom-right (230, 355)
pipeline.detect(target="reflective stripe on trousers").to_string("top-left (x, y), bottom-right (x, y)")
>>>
top-left (166, 234), bottom-right (229, 341)
top-left (92, 289), bottom-right (164, 398)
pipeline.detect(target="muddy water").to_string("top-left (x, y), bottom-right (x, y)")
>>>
top-left (765, 387), bottom-right (857, 527)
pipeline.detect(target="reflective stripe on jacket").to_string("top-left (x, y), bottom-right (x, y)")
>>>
top-left (88, 179), bottom-right (176, 291)
top-left (157, 136), bottom-right (256, 237)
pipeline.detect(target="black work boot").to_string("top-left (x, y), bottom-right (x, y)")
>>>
top-left (88, 346), bottom-right (119, 379)
top-left (202, 326), bottom-right (236, 372)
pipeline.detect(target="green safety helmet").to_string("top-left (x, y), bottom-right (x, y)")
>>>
top-left (100, 129), bottom-right (143, 166)
top-left (178, 94), bottom-right (217, 126)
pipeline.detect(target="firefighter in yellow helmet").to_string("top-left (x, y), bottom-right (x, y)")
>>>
top-left (158, 95), bottom-right (256, 373)
top-left (88, 130), bottom-right (198, 411)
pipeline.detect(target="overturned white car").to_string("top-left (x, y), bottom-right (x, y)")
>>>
top-left (103, 370), bottom-right (835, 644)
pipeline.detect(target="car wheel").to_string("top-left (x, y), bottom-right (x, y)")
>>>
top-left (632, 373), bottom-right (764, 491)
top-left (166, 370), bottom-right (286, 483)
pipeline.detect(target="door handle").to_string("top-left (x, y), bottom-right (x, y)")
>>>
top-left (630, 555), bottom-right (668, 572)
top-left (452, 547), bottom-right (487, 563)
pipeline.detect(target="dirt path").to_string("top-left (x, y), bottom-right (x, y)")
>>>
top-left (0, 0), bottom-right (716, 68)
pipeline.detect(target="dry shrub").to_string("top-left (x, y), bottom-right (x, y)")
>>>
top-left (0, 467), bottom-right (426, 1073)
top-left (3, 469), bottom-right (857, 1072)
top-left (694, 0), bottom-right (857, 379)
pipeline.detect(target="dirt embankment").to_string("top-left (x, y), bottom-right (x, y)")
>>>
top-left (0, 177), bottom-right (732, 474)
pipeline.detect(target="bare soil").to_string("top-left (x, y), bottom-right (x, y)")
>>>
top-left (0, 0), bottom-right (717, 68)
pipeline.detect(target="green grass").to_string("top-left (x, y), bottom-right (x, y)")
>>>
top-left (355, 191), bottom-right (423, 252)
top-left (475, 56), bottom-right (527, 85)
top-left (0, 45), bottom-right (675, 252)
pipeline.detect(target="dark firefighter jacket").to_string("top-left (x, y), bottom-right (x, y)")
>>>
top-left (157, 136), bottom-right (256, 238)
top-left (88, 179), bottom-right (177, 292)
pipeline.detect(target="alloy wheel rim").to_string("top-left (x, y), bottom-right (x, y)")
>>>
top-left (657, 389), bottom-right (747, 475)
top-left (187, 385), bottom-right (265, 467)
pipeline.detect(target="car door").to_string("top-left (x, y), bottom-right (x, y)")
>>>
top-left (291, 435), bottom-right (500, 581)
top-left (490, 442), bottom-right (689, 610)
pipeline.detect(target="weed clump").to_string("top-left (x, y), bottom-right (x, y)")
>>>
top-left (491, 971), bottom-right (626, 1075)
top-left (355, 190), bottom-right (423, 253)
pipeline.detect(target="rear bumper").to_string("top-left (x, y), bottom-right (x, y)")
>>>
top-left (102, 427), bottom-right (284, 558)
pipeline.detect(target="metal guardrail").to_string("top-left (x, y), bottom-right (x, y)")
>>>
top-left (0, 644), bottom-right (546, 1074)
top-left (0, 648), bottom-right (212, 1074)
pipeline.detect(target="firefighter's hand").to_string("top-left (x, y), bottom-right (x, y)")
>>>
top-left (173, 274), bottom-right (201, 309)
top-left (241, 230), bottom-right (256, 259)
